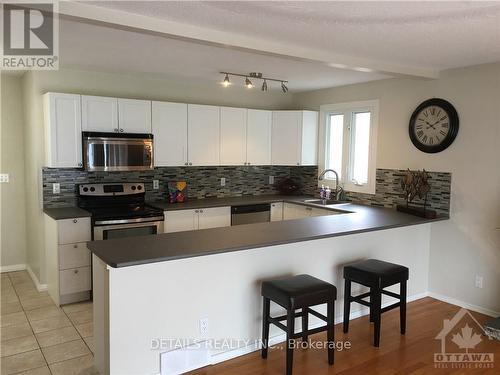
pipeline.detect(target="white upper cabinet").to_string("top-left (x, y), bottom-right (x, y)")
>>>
top-left (271, 111), bottom-right (318, 166)
top-left (220, 107), bottom-right (247, 165)
top-left (247, 109), bottom-right (272, 165)
top-left (118, 99), bottom-right (152, 133)
top-left (152, 101), bottom-right (188, 167)
top-left (187, 104), bottom-right (220, 166)
top-left (43, 93), bottom-right (83, 168)
top-left (81, 95), bottom-right (118, 133)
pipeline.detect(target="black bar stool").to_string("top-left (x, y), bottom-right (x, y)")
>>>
top-left (261, 274), bottom-right (336, 375)
top-left (342, 259), bottom-right (408, 347)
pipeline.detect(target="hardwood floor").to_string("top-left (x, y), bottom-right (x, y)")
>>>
top-left (189, 298), bottom-right (499, 374)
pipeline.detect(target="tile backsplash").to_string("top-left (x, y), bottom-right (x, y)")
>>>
top-left (42, 166), bottom-right (451, 215)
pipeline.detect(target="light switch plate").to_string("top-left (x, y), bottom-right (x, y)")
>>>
top-left (220, 177), bottom-right (226, 187)
top-left (52, 183), bottom-right (60, 194)
top-left (0, 174), bottom-right (9, 183)
top-left (269, 176), bottom-right (275, 185)
top-left (153, 180), bottom-right (159, 190)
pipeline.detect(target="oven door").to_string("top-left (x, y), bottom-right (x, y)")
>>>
top-left (83, 133), bottom-right (153, 172)
top-left (93, 218), bottom-right (164, 240)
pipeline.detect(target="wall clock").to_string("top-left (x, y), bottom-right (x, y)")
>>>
top-left (409, 98), bottom-right (459, 153)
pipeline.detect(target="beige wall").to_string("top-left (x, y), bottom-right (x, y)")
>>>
top-left (20, 68), bottom-right (295, 283)
top-left (0, 74), bottom-right (27, 269)
top-left (294, 63), bottom-right (500, 313)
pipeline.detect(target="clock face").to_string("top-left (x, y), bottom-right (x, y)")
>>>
top-left (413, 106), bottom-right (450, 147)
top-left (409, 98), bottom-right (459, 153)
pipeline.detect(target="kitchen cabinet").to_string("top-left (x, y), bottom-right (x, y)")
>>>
top-left (164, 206), bottom-right (230, 233)
top-left (247, 109), bottom-right (272, 165)
top-left (81, 95), bottom-right (118, 132)
top-left (220, 107), bottom-right (247, 165)
top-left (43, 93), bottom-right (83, 168)
top-left (118, 98), bottom-right (152, 133)
top-left (270, 202), bottom-right (283, 221)
top-left (152, 101), bottom-right (188, 166)
top-left (271, 111), bottom-right (318, 166)
top-left (188, 104), bottom-right (220, 166)
top-left (283, 203), bottom-right (337, 220)
top-left (44, 215), bottom-right (92, 305)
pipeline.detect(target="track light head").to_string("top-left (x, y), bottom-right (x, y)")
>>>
top-left (281, 81), bottom-right (288, 93)
top-left (222, 73), bottom-right (231, 87)
top-left (245, 77), bottom-right (253, 88)
top-left (261, 80), bottom-right (268, 92)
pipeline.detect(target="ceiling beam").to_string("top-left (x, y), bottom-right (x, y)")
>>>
top-left (58, 1), bottom-right (439, 79)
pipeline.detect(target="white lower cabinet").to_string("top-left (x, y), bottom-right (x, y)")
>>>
top-left (270, 202), bottom-right (283, 221)
top-left (45, 215), bottom-right (92, 306)
top-left (283, 203), bottom-right (339, 220)
top-left (164, 206), bottom-right (231, 233)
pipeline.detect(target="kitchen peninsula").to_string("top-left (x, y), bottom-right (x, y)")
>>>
top-left (88, 200), bottom-right (446, 375)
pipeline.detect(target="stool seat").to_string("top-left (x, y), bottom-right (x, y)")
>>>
top-left (344, 259), bottom-right (408, 288)
top-left (262, 274), bottom-right (337, 309)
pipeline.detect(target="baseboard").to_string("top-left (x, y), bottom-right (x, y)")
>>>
top-left (428, 291), bottom-right (499, 317)
top-left (26, 265), bottom-right (48, 292)
top-left (0, 264), bottom-right (26, 273)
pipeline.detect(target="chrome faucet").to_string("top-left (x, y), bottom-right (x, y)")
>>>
top-left (318, 169), bottom-right (342, 201)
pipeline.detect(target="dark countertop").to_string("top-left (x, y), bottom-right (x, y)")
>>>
top-left (148, 195), bottom-right (310, 211)
top-left (43, 207), bottom-right (91, 220)
top-left (87, 202), bottom-right (448, 268)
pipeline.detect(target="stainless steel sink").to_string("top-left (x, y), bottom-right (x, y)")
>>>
top-left (302, 199), bottom-right (348, 205)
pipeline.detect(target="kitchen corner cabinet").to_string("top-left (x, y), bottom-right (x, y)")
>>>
top-left (44, 215), bottom-right (92, 306)
top-left (270, 202), bottom-right (284, 221)
top-left (188, 104), bottom-right (220, 166)
top-left (81, 95), bottom-right (118, 132)
top-left (220, 107), bottom-right (247, 165)
top-left (43, 93), bottom-right (83, 168)
top-left (164, 206), bottom-right (231, 233)
top-left (271, 111), bottom-right (318, 166)
top-left (247, 109), bottom-right (272, 165)
top-left (152, 101), bottom-right (188, 166)
top-left (118, 99), bottom-right (152, 133)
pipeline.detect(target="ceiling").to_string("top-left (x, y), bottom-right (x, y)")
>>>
top-left (56, 1), bottom-right (500, 92)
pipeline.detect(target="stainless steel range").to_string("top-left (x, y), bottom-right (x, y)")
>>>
top-left (78, 183), bottom-right (164, 240)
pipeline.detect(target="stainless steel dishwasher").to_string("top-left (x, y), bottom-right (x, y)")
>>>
top-left (231, 203), bottom-right (271, 225)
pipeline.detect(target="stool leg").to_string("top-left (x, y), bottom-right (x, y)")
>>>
top-left (261, 297), bottom-right (270, 359)
top-left (327, 301), bottom-right (335, 365)
top-left (286, 309), bottom-right (295, 375)
top-left (372, 288), bottom-right (382, 347)
top-left (400, 280), bottom-right (407, 335)
top-left (343, 279), bottom-right (351, 333)
top-left (369, 287), bottom-right (374, 322)
top-left (301, 308), bottom-right (309, 343)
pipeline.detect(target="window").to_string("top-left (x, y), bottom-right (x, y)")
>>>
top-left (320, 100), bottom-right (378, 194)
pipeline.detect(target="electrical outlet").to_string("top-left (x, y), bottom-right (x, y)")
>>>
top-left (269, 175), bottom-right (275, 185)
top-left (199, 318), bottom-right (209, 336)
top-left (475, 275), bottom-right (483, 289)
top-left (220, 177), bottom-right (226, 187)
top-left (0, 174), bottom-right (9, 183)
top-left (52, 183), bottom-right (60, 194)
top-left (153, 180), bottom-right (159, 190)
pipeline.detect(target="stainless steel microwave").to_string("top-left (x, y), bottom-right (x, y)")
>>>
top-left (82, 132), bottom-right (153, 172)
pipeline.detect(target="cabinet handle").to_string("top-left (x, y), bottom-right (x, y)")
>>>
top-left (78, 162), bottom-right (82, 167)
top-left (195, 210), bottom-right (199, 213)
top-left (184, 162), bottom-right (188, 166)
top-left (119, 129), bottom-right (124, 133)
top-left (73, 219), bottom-right (78, 223)
top-left (73, 244), bottom-right (78, 248)
top-left (189, 162), bottom-right (192, 166)
top-left (297, 162), bottom-right (300, 166)
top-left (74, 269), bottom-right (79, 274)
top-left (199, 209), bottom-right (203, 213)
top-left (114, 128), bottom-right (119, 132)
top-left (306, 207), bottom-right (312, 211)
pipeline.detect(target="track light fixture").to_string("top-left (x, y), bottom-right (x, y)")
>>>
top-left (220, 72), bottom-right (289, 93)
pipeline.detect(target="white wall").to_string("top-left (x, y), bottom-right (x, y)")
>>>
top-left (0, 74), bottom-right (27, 269)
top-left (20, 68), bottom-right (294, 284)
top-left (293, 63), bottom-right (500, 314)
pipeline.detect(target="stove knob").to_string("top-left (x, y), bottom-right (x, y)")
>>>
top-left (137, 185), bottom-right (142, 191)
top-left (90, 187), bottom-right (95, 192)
top-left (83, 187), bottom-right (88, 192)
top-left (131, 186), bottom-right (136, 191)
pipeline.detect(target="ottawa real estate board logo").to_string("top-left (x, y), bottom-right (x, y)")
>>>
top-left (1, 1), bottom-right (58, 70)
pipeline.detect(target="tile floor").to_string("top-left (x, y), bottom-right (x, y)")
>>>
top-left (1, 271), bottom-right (96, 375)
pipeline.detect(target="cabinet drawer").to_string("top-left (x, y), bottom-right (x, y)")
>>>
top-left (59, 267), bottom-right (91, 295)
top-left (57, 217), bottom-right (91, 244)
top-left (58, 243), bottom-right (90, 270)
